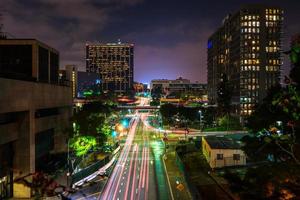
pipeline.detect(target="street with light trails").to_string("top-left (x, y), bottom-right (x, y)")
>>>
top-left (99, 98), bottom-right (158, 200)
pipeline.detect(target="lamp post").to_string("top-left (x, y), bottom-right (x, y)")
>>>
top-left (276, 121), bottom-right (283, 135)
top-left (198, 110), bottom-right (202, 131)
top-left (67, 138), bottom-right (71, 187)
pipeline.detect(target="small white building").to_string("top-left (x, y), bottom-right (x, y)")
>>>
top-left (202, 136), bottom-right (246, 169)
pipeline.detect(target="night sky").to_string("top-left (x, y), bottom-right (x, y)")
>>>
top-left (1, 0), bottom-right (300, 84)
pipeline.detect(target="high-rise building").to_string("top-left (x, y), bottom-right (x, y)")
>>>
top-left (0, 39), bottom-right (59, 83)
top-left (207, 4), bottom-right (283, 117)
top-left (86, 42), bottom-right (134, 94)
top-left (59, 65), bottom-right (78, 98)
top-left (0, 39), bottom-right (72, 199)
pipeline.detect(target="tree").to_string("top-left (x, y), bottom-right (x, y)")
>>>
top-left (217, 73), bottom-right (232, 116)
top-left (151, 85), bottom-right (163, 100)
top-left (70, 101), bottom-right (117, 156)
top-left (217, 115), bottom-right (242, 130)
top-left (289, 45), bottom-right (300, 86)
top-left (159, 103), bottom-right (177, 125)
top-left (69, 136), bottom-right (97, 157)
top-left (202, 107), bottom-right (217, 128)
top-left (246, 84), bottom-right (287, 133)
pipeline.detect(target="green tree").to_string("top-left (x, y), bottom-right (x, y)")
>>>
top-left (71, 101), bottom-right (117, 151)
top-left (246, 84), bottom-right (287, 133)
top-left (159, 103), bottom-right (177, 125)
top-left (217, 115), bottom-right (242, 130)
top-left (151, 85), bottom-right (163, 100)
top-left (69, 136), bottom-right (97, 156)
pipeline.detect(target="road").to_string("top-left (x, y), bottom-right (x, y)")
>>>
top-left (99, 98), bottom-right (158, 200)
top-left (70, 97), bottom-right (168, 200)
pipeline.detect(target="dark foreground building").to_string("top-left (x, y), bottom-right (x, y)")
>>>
top-left (207, 4), bottom-right (283, 117)
top-left (86, 42), bottom-right (134, 94)
top-left (0, 39), bottom-right (72, 199)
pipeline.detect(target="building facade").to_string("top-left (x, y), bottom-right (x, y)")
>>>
top-left (207, 5), bottom-right (283, 116)
top-left (0, 39), bottom-right (72, 199)
top-left (150, 77), bottom-right (207, 97)
top-left (86, 42), bottom-right (134, 94)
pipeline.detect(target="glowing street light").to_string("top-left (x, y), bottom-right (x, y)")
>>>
top-left (117, 124), bottom-right (124, 132)
top-left (199, 110), bottom-right (203, 131)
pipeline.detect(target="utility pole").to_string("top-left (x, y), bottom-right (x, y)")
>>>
top-left (198, 110), bottom-right (202, 131)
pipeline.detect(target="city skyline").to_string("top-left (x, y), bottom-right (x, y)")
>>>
top-left (1, 0), bottom-right (300, 84)
top-left (1, 1), bottom-right (300, 199)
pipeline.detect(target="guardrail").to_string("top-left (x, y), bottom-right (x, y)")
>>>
top-left (117, 105), bottom-right (160, 109)
top-left (71, 156), bottom-right (110, 185)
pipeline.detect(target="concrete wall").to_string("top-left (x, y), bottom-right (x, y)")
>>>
top-left (0, 78), bottom-right (72, 198)
top-left (0, 78), bottom-right (71, 113)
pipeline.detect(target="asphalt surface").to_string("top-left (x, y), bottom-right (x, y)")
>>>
top-left (70, 98), bottom-right (166, 200)
top-left (99, 115), bottom-right (157, 200)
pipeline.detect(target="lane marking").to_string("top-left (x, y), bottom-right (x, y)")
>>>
top-left (130, 145), bottom-right (139, 200)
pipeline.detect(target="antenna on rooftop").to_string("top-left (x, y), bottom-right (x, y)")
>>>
top-left (0, 11), bottom-right (7, 39)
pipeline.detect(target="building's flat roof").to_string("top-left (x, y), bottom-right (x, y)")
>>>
top-left (0, 38), bottom-right (59, 53)
top-left (204, 136), bottom-right (242, 149)
top-left (86, 42), bottom-right (134, 47)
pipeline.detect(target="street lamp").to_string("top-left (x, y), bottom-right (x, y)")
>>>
top-left (67, 138), bottom-right (73, 188)
top-left (198, 110), bottom-right (202, 131)
top-left (117, 124), bottom-right (124, 132)
top-left (276, 121), bottom-right (283, 135)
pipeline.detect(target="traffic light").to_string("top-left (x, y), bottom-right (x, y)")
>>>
top-left (112, 130), bottom-right (117, 137)
top-left (121, 119), bottom-right (129, 128)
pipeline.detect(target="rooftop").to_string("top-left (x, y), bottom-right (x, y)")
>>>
top-left (0, 38), bottom-right (59, 53)
top-left (204, 136), bottom-right (242, 149)
top-left (86, 41), bottom-right (134, 47)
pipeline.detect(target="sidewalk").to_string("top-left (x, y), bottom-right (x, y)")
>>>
top-left (163, 150), bottom-right (192, 200)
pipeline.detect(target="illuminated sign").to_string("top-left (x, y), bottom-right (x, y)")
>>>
top-left (208, 40), bottom-right (213, 49)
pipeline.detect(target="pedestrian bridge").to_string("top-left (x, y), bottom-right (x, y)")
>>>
top-left (117, 105), bottom-right (160, 110)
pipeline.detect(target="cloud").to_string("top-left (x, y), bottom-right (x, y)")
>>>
top-left (1, 0), bottom-right (213, 82)
top-left (0, 0), bottom-right (142, 70)
top-left (131, 22), bottom-right (214, 83)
